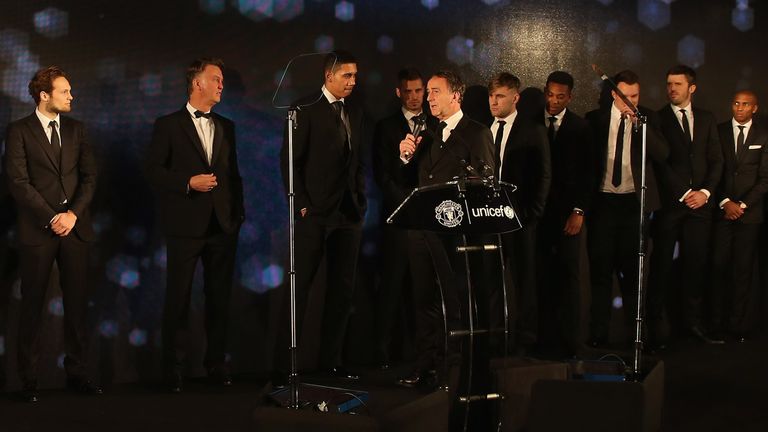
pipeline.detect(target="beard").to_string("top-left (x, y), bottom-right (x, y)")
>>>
top-left (47, 100), bottom-right (71, 114)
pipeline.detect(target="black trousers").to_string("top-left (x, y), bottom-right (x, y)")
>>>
top-left (587, 193), bottom-right (644, 342)
top-left (648, 206), bottom-right (712, 332)
top-left (374, 224), bottom-right (411, 364)
top-left (17, 233), bottom-right (90, 383)
top-left (162, 218), bottom-right (238, 376)
top-left (505, 220), bottom-right (539, 346)
top-left (538, 212), bottom-right (584, 354)
top-left (275, 215), bottom-right (362, 372)
top-left (710, 220), bottom-right (761, 334)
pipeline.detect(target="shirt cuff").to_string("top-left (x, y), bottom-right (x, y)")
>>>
top-left (679, 189), bottom-right (692, 202)
top-left (700, 189), bottom-right (711, 199)
top-left (400, 155), bottom-right (411, 164)
top-left (719, 198), bottom-right (730, 209)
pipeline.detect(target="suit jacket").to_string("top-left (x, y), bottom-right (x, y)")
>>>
top-left (497, 115), bottom-right (551, 222)
top-left (656, 104), bottom-right (723, 212)
top-left (372, 111), bottom-right (421, 220)
top-left (410, 114), bottom-right (494, 187)
top-left (280, 93), bottom-right (366, 221)
top-left (537, 109), bottom-right (593, 217)
top-left (4, 113), bottom-right (96, 245)
top-left (715, 120), bottom-right (768, 224)
top-left (585, 105), bottom-right (669, 212)
top-left (146, 108), bottom-right (244, 237)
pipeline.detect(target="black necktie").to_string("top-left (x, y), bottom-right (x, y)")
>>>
top-left (547, 116), bottom-right (557, 143)
top-left (680, 108), bottom-right (692, 144)
top-left (736, 125), bottom-right (746, 155)
top-left (194, 110), bottom-right (211, 119)
top-left (49, 120), bottom-right (61, 168)
top-left (494, 120), bottom-right (506, 177)
top-left (332, 101), bottom-right (350, 150)
top-left (612, 116), bottom-right (626, 188)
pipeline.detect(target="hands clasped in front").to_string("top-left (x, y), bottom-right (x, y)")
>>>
top-left (189, 173), bottom-right (218, 192)
top-left (51, 211), bottom-right (77, 237)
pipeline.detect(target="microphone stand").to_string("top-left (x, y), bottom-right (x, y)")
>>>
top-left (591, 64), bottom-right (648, 380)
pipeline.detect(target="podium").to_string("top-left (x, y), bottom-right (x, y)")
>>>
top-left (388, 177), bottom-right (522, 430)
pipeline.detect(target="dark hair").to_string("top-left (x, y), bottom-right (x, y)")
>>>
top-left (666, 64), bottom-right (696, 85)
top-left (488, 72), bottom-right (521, 92)
top-left (397, 67), bottom-right (423, 86)
top-left (186, 58), bottom-right (225, 95)
top-left (614, 69), bottom-right (640, 86)
top-left (546, 71), bottom-right (574, 91)
top-left (734, 89), bottom-right (759, 104)
top-left (323, 50), bottom-right (357, 75)
top-left (28, 66), bottom-right (67, 105)
top-left (432, 70), bottom-right (466, 101)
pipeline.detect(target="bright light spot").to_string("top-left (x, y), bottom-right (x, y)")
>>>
top-left (335, 1), bottom-right (354, 22)
top-left (48, 296), bottom-right (64, 317)
top-left (261, 264), bottom-right (284, 289)
top-left (128, 328), bottom-right (147, 347)
top-left (33, 7), bottom-right (69, 39)
top-left (612, 296), bottom-right (623, 309)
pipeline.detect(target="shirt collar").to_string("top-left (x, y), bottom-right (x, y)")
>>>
top-left (672, 102), bottom-right (692, 113)
top-left (495, 110), bottom-right (517, 127)
top-left (610, 102), bottom-right (625, 120)
top-left (186, 102), bottom-right (211, 119)
top-left (545, 108), bottom-right (565, 122)
top-left (732, 118), bottom-right (753, 129)
top-left (322, 85), bottom-right (343, 104)
top-left (402, 106), bottom-right (422, 122)
top-left (35, 109), bottom-right (60, 128)
top-left (442, 109), bottom-right (463, 131)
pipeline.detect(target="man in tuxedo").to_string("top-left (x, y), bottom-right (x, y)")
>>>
top-left (711, 90), bottom-right (768, 342)
top-left (536, 71), bottom-right (593, 356)
top-left (397, 70), bottom-right (494, 386)
top-left (585, 70), bottom-right (669, 347)
top-left (487, 72), bottom-right (550, 353)
top-left (5, 66), bottom-right (100, 402)
top-left (372, 67), bottom-right (430, 369)
top-left (648, 65), bottom-right (723, 347)
top-left (277, 51), bottom-right (366, 381)
top-left (146, 58), bottom-right (245, 393)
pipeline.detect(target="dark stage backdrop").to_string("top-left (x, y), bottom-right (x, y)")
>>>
top-left (0, 0), bottom-right (766, 389)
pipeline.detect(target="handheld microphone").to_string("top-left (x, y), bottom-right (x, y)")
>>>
top-left (404, 113), bottom-right (427, 159)
top-left (478, 159), bottom-right (494, 179)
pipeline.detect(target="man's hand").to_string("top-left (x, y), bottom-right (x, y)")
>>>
top-left (399, 134), bottom-right (422, 160)
top-left (563, 212), bottom-right (584, 236)
top-left (51, 210), bottom-right (77, 237)
top-left (723, 201), bottom-right (745, 220)
top-left (189, 173), bottom-right (218, 192)
top-left (300, 208), bottom-right (308, 217)
top-left (683, 190), bottom-right (708, 209)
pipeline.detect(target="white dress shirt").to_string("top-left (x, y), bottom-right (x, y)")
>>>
top-left (186, 102), bottom-right (214, 164)
top-left (402, 107), bottom-right (423, 134)
top-left (719, 118), bottom-right (754, 209)
top-left (601, 103), bottom-right (635, 193)
top-left (35, 109), bottom-right (61, 146)
top-left (491, 110), bottom-right (518, 178)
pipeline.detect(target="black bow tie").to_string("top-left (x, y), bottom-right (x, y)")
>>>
top-left (194, 110), bottom-right (212, 119)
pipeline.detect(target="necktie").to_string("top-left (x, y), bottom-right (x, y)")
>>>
top-left (736, 125), bottom-right (746, 155)
top-left (547, 116), bottom-right (557, 143)
top-left (494, 120), bottom-right (506, 177)
top-left (194, 110), bottom-right (211, 119)
top-left (612, 116), bottom-right (626, 188)
top-left (332, 101), bottom-right (351, 150)
top-left (437, 121), bottom-right (448, 144)
top-left (49, 120), bottom-right (61, 169)
top-left (680, 109), bottom-right (692, 144)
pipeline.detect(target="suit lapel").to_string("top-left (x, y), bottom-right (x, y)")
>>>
top-left (179, 109), bottom-right (210, 167)
top-left (59, 118), bottom-right (75, 172)
top-left (738, 124), bottom-right (757, 163)
top-left (25, 114), bottom-right (60, 172)
top-left (722, 124), bottom-right (737, 165)
top-left (210, 116), bottom-right (224, 167)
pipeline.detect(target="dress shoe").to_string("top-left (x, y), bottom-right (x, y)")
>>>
top-left (730, 332), bottom-right (748, 343)
top-left (689, 326), bottom-right (725, 345)
top-left (328, 366), bottom-right (359, 380)
top-left (20, 381), bottom-right (39, 403)
top-left (379, 363), bottom-right (391, 371)
top-left (208, 366), bottom-right (233, 386)
top-left (66, 376), bottom-right (103, 395)
top-left (397, 369), bottom-right (437, 389)
top-left (166, 373), bottom-right (183, 393)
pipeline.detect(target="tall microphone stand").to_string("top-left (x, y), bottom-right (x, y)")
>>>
top-left (591, 65), bottom-right (648, 380)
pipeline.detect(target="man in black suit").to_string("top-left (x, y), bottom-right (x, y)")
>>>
top-left (536, 71), bottom-right (593, 356)
top-left (397, 70), bottom-right (494, 386)
top-left (487, 72), bottom-right (550, 352)
top-left (585, 70), bottom-right (669, 347)
top-left (371, 67), bottom-right (429, 369)
top-left (648, 65), bottom-right (723, 346)
top-left (711, 90), bottom-right (768, 342)
top-left (146, 58), bottom-right (245, 392)
top-left (277, 51), bottom-right (366, 381)
top-left (5, 66), bottom-right (100, 402)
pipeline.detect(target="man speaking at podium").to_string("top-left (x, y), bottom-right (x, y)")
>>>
top-left (397, 70), bottom-right (494, 387)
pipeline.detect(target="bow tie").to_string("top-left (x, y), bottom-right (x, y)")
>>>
top-left (194, 110), bottom-right (212, 119)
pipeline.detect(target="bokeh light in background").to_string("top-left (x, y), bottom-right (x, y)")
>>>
top-left (33, 7), bottom-right (69, 39)
top-left (106, 255), bottom-right (141, 289)
top-left (677, 35), bottom-right (706, 69)
top-left (637, 0), bottom-right (670, 31)
top-left (48, 297), bottom-right (64, 317)
top-left (335, 1), bottom-right (354, 22)
top-left (98, 320), bottom-right (120, 338)
top-left (128, 328), bottom-right (148, 347)
top-left (421, 0), bottom-right (438, 10)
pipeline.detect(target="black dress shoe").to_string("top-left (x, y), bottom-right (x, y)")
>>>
top-left (20, 381), bottom-right (39, 403)
top-left (397, 369), bottom-right (436, 388)
top-left (329, 366), bottom-right (359, 380)
top-left (690, 326), bottom-right (725, 344)
top-left (66, 377), bottom-right (103, 395)
top-left (379, 363), bottom-right (391, 371)
top-left (208, 366), bottom-right (233, 386)
top-left (166, 373), bottom-right (183, 393)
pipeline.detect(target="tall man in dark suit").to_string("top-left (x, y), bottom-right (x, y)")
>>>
top-left (648, 65), bottom-right (723, 346)
top-left (711, 90), bottom-right (768, 342)
top-left (397, 70), bottom-right (494, 386)
top-left (585, 70), bottom-right (669, 347)
top-left (147, 58), bottom-right (245, 393)
top-left (5, 66), bottom-right (100, 402)
top-left (488, 72), bottom-right (551, 352)
top-left (372, 67), bottom-right (429, 369)
top-left (536, 71), bottom-right (593, 355)
top-left (277, 51), bottom-right (366, 381)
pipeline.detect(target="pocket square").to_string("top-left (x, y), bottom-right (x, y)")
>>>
top-left (748, 145), bottom-right (762, 149)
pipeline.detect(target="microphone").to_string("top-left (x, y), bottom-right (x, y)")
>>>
top-left (478, 159), bottom-right (494, 179)
top-left (404, 113), bottom-right (427, 159)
